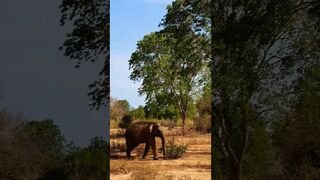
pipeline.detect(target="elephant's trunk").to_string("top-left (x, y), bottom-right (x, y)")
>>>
top-left (159, 131), bottom-right (166, 158)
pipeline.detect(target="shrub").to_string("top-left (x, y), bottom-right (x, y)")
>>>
top-left (176, 118), bottom-right (193, 128)
top-left (161, 120), bottom-right (176, 130)
top-left (110, 119), bottom-right (119, 128)
top-left (193, 114), bottom-right (211, 133)
top-left (166, 145), bottom-right (187, 159)
top-left (165, 137), bottom-right (187, 159)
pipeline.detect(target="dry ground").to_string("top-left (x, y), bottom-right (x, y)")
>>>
top-left (110, 129), bottom-right (211, 180)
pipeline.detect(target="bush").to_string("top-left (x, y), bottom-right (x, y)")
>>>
top-left (165, 137), bottom-right (187, 159)
top-left (176, 118), bottom-right (194, 128)
top-left (166, 145), bottom-right (187, 159)
top-left (193, 114), bottom-right (211, 133)
top-left (160, 120), bottom-right (176, 130)
top-left (110, 119), bottom-right (119, 128)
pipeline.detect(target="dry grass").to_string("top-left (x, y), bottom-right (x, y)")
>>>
top-left (110, 128), bottom-right (126, 137)
top-left (110, 160), bottom-right (140, 174)
top-left (110, 119), bottom-right (120, 129)
top-left (111, 158), bottom-right (211, 180)
top-left (110, 130), bottom-right (211, 180)
top-left (175, 136), bottom-right (211, 146)
top-left (110, 138), bottom-right (126, 154)
top-left (129, 170), bottom-right (196, 180)
top-left (179, 162), bottom-right (211, 170)
top-left (162, 133), bottom-right (211, 147)
top-left (129, 167), bottom-right (159, 180)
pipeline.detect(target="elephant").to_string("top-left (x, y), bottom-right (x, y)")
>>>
top-left (124, 122), bottom-right (165, 160)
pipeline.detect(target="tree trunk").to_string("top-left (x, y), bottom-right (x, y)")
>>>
top-left (229, 162), bottom-right (241, 180)
top-left (181, 111), bottom-right (186, 136)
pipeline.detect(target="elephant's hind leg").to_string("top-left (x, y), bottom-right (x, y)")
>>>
top-left (126, 143), bottom-right (138, 159)
top-left (126, 144), bottom-right (133, 158)
top-left (142, 143), bottom-right (150, 159)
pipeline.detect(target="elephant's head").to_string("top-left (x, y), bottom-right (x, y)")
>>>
top-left (149, 123), bottom-right (166, 158)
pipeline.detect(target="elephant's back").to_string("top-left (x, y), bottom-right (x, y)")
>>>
top-left (127, 122), bottom-right (153, 131)
top-left (126, 123), bottom-right (146, 134)
top-left (125, 122), bottom-right (151, 142)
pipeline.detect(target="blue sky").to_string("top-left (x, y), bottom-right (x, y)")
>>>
top-left (110, 0), bottom-right (173, 108)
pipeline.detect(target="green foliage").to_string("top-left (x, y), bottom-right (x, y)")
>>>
top-left (165, 136), bottom-right (187, 159)
top-left (272, 64), bottom-right (320, 178)
top-left (186, 101), bottom-right (197, 119)
top-left (17, 119), bottom-right (66, 158)
top-left (0, 111), bottom-right (109, 179)
top-left (165, 144), bottom-right (188, 159)
top-left (163, 0), bottom-right (211, 37)
top-left (212, 139), bottom-right (227, 180)
top-left (110, 97), bottom-right (131, 122)
top-left (130, 105), bottom-right (145, 120)
top-left (59, 0), bottom-right (109, 109)
top-left (196, 82), bottom-right (211, 115)
top-left (242, 122), bottom-right (274, 179)
top-left (202, 0), bottom-right (319, 179)
top-left (0, 117), bottom-right (67, 179)
top-left (193, 114), bottom-right (211, 133)
top-left (87, 136), bottom-right (109, 153)
top-left (117, 99), bottom-right (130, 114)
top-left (64, 137), bottom-right (108, 179)
top-left (194, 82), bottom-right (211, 132)
top-left (144, 97), bottom-right (180, 120)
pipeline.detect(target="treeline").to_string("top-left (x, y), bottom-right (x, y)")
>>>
top-left (110, 92), bottom-right (210, 121)
top-left (0, 109), bottom-right (108, 180)
top-left (110, 83), bottom-right (211, 132)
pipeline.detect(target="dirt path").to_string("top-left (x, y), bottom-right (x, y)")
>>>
top-left (110, 133), bottom-right (211, 180)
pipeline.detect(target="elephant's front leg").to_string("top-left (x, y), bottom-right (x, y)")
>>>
top-left (142, 143), bottom-right (150, 159)
top-left (151, 140), bottom-right (158, 160)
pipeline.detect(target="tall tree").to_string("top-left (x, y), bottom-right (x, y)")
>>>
top-left (64, 137), bottom-right (108, 179)
top-left (110, 97), bottom-right (130, 121)
top-left (194, 81), bottom-right (211, 132)
top-left (272, 64), bottom-right (320, 178)
top-left (144, 93), bottom-right (180, 120)
top-left (59, 0), bottom-right (109, 109)
top-left (117, 99), bottom-right (130, 115)
top-left (208, 0), bottom-right (319, 179)
top-left (16, 119), bottom-right (66, 158)
top-left (160, 0), bottom-right (320, 178)
top-left (0, 118), bottom-right (67, 179)
top-left (129, 30), bottom-right (209, 135)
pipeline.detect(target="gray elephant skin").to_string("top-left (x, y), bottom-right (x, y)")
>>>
top-left (125, 122), bottom-right (165, 160)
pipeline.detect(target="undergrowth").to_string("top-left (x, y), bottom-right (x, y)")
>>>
top-left (165, 137), bottom-right (187, 159)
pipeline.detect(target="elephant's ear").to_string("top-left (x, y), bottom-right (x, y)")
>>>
top-left (149, 124), bottom-right (154, 133)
